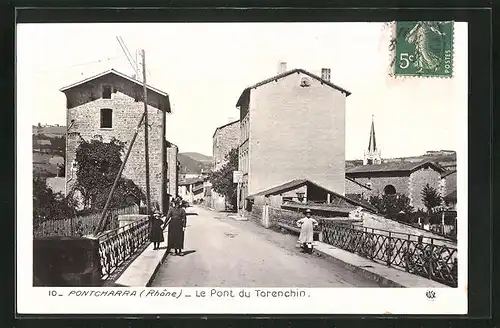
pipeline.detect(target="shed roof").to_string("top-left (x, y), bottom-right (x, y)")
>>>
top-left (59, 69), bottom-right (171, 112)
top-left (178, 177), bottom-right (205, 186)
top-left (246, 179), bottom-right (376, 212)
top-left (345, 176), bottom-right (372, 190)
top-left (441, 169), bottom-right (457, 178)
top-left (346, 161), bottom-right (445, 175)
top-left (236, 68), bottom-right (351, 107)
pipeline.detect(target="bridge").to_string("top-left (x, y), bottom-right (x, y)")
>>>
top-left (33, 205), bottom-right (457, 288)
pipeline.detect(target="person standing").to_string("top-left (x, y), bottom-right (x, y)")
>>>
top-left (164, 199), bottom-right (187, 256)
top-left (149, 210), bottom-right (165, 250)
top-left (296, 209), bottom-right (318, 254)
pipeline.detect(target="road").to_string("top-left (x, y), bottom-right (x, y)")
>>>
top-left (151, 205), bottom-right (380, 287)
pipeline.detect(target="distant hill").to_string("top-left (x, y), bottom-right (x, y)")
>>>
top-left (178, 152), bottom-right (212, 174)
top-left (181, 152), bottom-right (212, 163)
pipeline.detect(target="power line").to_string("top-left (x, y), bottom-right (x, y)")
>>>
top-left (34, 55), bottom-right (124, 74)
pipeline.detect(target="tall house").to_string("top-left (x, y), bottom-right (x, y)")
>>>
top-left (212, 119), bottom-right (240, 171)
top-left (60, 69), bottom-right (172, 212)
top-left (165, 140), bottom-right (179, 202)
top-left (235, 63), bottom-right (351, 207)
top-left (363, 115), bottom-right (382, 165)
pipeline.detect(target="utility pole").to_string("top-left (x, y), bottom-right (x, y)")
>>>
top-left (141, 49), bottom-right (152, 214)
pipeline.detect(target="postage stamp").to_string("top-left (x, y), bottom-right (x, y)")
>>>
top-left (392, 21), bottom-right (454, 78)
top-left (17, 20), bottom-right (468, 316)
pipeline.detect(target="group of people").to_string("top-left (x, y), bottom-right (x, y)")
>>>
top-left (149, 197), bottom-right (187, 256)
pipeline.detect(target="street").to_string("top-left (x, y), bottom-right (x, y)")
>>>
top-left (151, 205), bottom-right (380, 287)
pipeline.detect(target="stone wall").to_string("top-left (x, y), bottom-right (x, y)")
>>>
top-left (345, 177), bottom-right (371, 198)
top-left (247, 72), bottom-right (348, 196)
top-left (64, 80), bottom-right (166, 212)
top-left (409, 167), bottom-right (442, 210)
top-left (348, 174), bottom-right (410, 197)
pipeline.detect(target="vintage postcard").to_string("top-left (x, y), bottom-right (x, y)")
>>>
top-left (17, 21), bottom-right (468, 315)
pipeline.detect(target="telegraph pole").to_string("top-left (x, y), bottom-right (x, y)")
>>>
top-left (141, 49), bottom-right (152, 214)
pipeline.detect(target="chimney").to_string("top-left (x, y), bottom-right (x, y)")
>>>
top-left (278, 62), bottom-right (287, 74)
top-left (321, 68), bottom-right (331, 82)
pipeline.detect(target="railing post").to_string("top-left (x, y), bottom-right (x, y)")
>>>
top-left (428, 238), bottom-right (434, 280)
top-left (386, 231), bottom-right (392, 266)
top-left (405, 233), bottom-right (411, 272)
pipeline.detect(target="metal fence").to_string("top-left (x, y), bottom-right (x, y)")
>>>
top-left (33, 205), bottom-right (139, 238)
top-left (97, 216), bottom-right (150, 280)
top-left (320, 221), bottom-right (458, 287)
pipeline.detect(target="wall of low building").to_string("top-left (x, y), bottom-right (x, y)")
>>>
top-left (409, 167), bottom-right (443, 210)
top-left (346, 174), bottom-right (410, 198)
top-left (361, 212), bottom-right (456, 248)
top-left (248, 72), bottom-right (347, 197)
top-left (345, 178), bottom-right (370, 198)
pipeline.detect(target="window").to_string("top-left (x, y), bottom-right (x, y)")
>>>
top-left (384, 185), bottom-right (397, 195)
top-left (102, 85), bottom-right (112, 99)
top-left (100, 108), bottom-right (113, 128)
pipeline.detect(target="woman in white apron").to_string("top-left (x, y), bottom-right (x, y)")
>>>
top-left (296, 209), bottom-right (318, 253)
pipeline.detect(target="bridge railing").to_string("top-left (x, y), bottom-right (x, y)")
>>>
top-left (319, 221), bottom-right (458, 287)
top-left (97, 217), bottom-right (150, 280)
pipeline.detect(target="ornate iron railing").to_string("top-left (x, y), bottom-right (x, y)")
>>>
top-left (320, 222), bottom-right (458, 287)
top-left (97, 217), bottom-right (150, 280)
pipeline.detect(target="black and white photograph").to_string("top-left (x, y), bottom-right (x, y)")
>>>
top-left (17, 21), bottom-right (468, 315)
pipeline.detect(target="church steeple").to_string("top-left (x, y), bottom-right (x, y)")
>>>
top-left (364, 115), bottom-right (382, 165)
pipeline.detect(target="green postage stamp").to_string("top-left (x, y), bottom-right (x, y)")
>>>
top-left (393, 21), bottom-right (454, 77)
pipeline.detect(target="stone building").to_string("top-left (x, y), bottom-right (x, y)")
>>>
top-left (165, 140), bottom-right (179, 203)
top-left (439, 170), bottom-right (457, 209)
top-left (235, 63), bottom-right (351, 211)
top-left (345, 161), bottom-right (446, 210)
top-left (212, 119), bottom-right (240, 171)
top-left (210, 119), bottom-right (240, 211)
top-left (60, 69), bottom-right (172, 212)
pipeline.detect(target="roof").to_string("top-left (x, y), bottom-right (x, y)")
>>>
top-left (441, 169), bottom-right (457, 178)
top-left (444, 189), bottom-right (457, 200)
top-left (178, 177), bottom-right (205, 186)
top-left (236, 68), bottom-right (351, 107)
top-left (246, 178), bottom-right (376, 212)
top-left (212, 119), bottom-right (240, 138)
top-left (345, 176), bottom-right (371, 190)
top-left (346, 161), bottom-right (446, 175)
top-left (59, 69), bottom-right (171, 112)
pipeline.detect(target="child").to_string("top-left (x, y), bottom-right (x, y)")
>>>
top-left (296, 209), bottom-right (318, 254)
top-left (149, 210), bottom-right (165, 250)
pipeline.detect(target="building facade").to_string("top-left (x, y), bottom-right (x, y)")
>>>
top-left (178, 177), bottom-right (205, 203)
top-left (235, 64), bottom-right (351, 210)
top-left (345, 161), bottom-right (445, 210)
top-left (61, 69), bottom-right (172, 212)
top-left (212, 119), bottom-right (240, 171)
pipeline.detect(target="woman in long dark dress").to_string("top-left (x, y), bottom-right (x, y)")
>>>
top-left (164, 200), bottom-right (187, 255)
top-left (149, 210), bottom-right (165, 250)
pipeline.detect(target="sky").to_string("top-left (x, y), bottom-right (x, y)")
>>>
top-left (17, 22), bottom-right (467, 160)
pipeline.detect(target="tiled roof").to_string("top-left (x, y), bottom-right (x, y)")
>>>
top-left (178, 177), bottom-right (205, 186)
top-left (236, 68), bottom-right (351, 107)
top-left (346, 160), bottom-right (445, 175)
top-left (247, 179), bottom-right (309, 198)
top-left (441, 170), bottom-right (457, 178)
top-left (59, 69), bottom-right (171, 112)
top-left (246, 179), bottom-right (376, 212)
top-left (345, 176), bottom-right (371, 190)
top-left (444, 189), bottom-right (457, 200)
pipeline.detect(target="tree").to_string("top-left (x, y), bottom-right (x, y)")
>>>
top-left (209, 148), bottom-right (238, 211)
top-left (72, 137), bottom-right (145, 212)
top-left (33, 177), bottom-right (75, 227)
top-left (369, 193), bottom-right (414, 220)
top-left (421, 183), bottom-right (442, 214)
